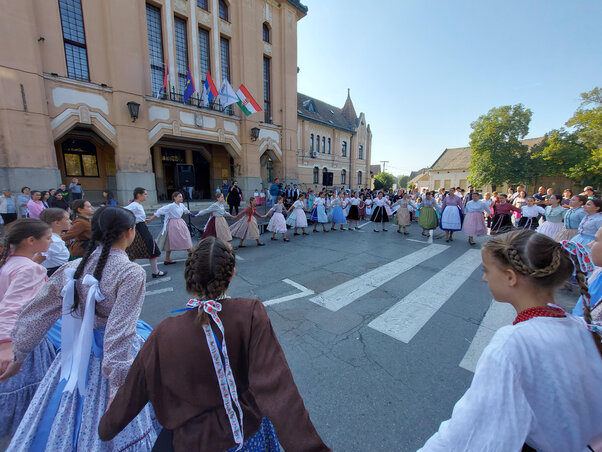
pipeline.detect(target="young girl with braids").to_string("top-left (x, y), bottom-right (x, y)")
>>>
top-left (263, 196), bottom-right (289, 241)
top-left (0, 219), bottom-right (54, 441)
top-left (419, 230), bottom-right (602, 452)
top-left (285, 193), bottom-right (310, 236)
top-left (0, 207), bottom-right (159, 451)
top-left (39, 208), bottom-right (72, 276)
top-left (98, 236), bottom-right (331, 451)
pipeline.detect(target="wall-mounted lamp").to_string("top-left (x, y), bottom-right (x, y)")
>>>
top-left (127, 101), bottom-right (140, 122)
top-left (250, 127), bottom-right (260, 141)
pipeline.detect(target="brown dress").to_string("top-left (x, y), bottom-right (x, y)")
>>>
top-left (98, 298), bottom-right (331, 452)
top-left (60, 216), bottom-right (91, 258)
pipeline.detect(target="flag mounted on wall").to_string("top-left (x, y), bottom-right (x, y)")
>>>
top-left (201, 72), bottom-right (219, 107)
top-left (236, 84), bottom-right (262, 116)
top-left (157, 63), bottom-right (168, 98)
top-left (183, 67), bottom-right (195, 103)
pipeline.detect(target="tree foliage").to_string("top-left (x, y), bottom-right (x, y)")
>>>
top-left (373, 172), bottom-right (396, 190)
top-left (398, 175), bottom-right (410, 188)
top-left (468, 104), bottom-right (532, 187)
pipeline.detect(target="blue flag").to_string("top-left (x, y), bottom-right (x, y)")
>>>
top-left (183, 67), bottom-right (195, 103)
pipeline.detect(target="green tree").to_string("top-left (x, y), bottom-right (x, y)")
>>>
top-left (468, 104), bottom-right (533, 188)
top-left (373, 172), bottom-right (396, 190)
top-left (398, 175), bottom-right (409, 188)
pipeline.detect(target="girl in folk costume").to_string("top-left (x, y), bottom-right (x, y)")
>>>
top-left (536, 194), bottom-right (567, 239)
top-left (571, 198), bottom-right (602, 247)
top-left (124, 187), bottom-right (167, 278)
top-left (346, 192), bottom-right (362, 230)
top-left (417, 192), bottom-right (439, 236)
top-left (490, 194), bottom-right (521, 235)
top-left (440, 192), bottom-right (464, 242)
top-left (554, 194), bottom-right (587, 241)
top-left (419, 230), bottom-right (602, 452)
top-left (483, 192), bottom-right (493, 228)
top-left (39, 208), bottom-right (72, 277)
top-left (26, 191), bottom-right (46, 220)
top-left (391, 193), bottom-right (416, 235)
top-left (0, 220), bottom-right (54, 440)
top-left (343, 193), bottom-right (351, 216)
top-left (146, 191), bottom-right (193, 265)
top-left (383, 194), bottom-right (393, 219)
top-left (517, 197), bottom-right (545, 230)
top-left (230, 197), bottom-right (265, 248)
top-left (286, 193), bottom-right (310, 236)
top-left (307, 189), bottom-right (315, 212)
top-left (98, 237), bottom-right (331, 452)
top-left (198, 192), bottom-right (233, 243)
top-left (62, 199), bottom-right (94, 260)
top-left (573, 227), bottom-right (602, 319)
top-left (264, 196), bottom-right (289, 242)
top-left (512, 190), bottom-right (528, 226)
top-left (358, 194), bottom-right (367, 220)
top-left (0, 207), bottom-right (159, 451)
top-left (370, 192), bottom-right (390, 232)
top-left (462, 192), bottom-right (491, 245)
top-left (363, 195), bottom-right (373, 219)
top-left (329, 192), bottom-right (348, 231)
top-left (310, 192), bottom-right (329, 232)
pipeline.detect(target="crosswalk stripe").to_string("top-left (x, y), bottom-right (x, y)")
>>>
top-left (459, 299), bottom-right (516, 372)
top-left (309, 244), bottom-right (448, 312)
top-left (146, 287), bottom-right (174, 297)
top-left (145, 276), bottom-right (172, 287)
top-left (368, 248), bottom-right (483, 343)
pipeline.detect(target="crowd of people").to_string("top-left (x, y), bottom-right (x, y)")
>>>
top-left (0, 179), bottom-right (601, 451)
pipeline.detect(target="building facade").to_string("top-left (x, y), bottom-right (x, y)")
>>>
top-left (0, 0), bottom-right (372, 204)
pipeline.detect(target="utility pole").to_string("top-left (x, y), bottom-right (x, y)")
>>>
top-left (380, 160), bottom-right (389, 173)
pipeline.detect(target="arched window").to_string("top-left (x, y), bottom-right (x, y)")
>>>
top-left (313, 167), bottom-right (319, 184)
top-left (262, 23), bottom-right (270, 43)
top-left (310, 134), bottom-right (314, 152)
top-left (341, 169), bottom-right (346, 185)
top-left (316, 135), bottom-right (320, 153)
top-left (322, 136), bottom-right (326, 153)
top-left (327, 138), bottom-right (331, 154)
top-left (219, 0), bottom-right (229, 21)
top-left (357, 171), bottom-right (362, 186)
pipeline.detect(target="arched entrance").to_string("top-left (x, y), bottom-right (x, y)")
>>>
top-left (54, 128), bottom-right (116, 203)
top-left (259, 149), bottom-right (281, 189)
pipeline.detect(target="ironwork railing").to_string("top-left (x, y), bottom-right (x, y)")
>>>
top-left (153, 88), bottom-right (234, 115)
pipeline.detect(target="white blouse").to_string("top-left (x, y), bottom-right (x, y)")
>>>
top-left (521, 205), bottom-right (545, 218)
top-left (198, 201), bottom-right (231, 218)
top-left (419, 315), bottom-right (602, 451)
top-left (155, 202), bottom-right (190, 234)
top-left (124, 201), bottom-right (146, 223)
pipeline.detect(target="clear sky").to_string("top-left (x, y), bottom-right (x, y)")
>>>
top-left (296, 0), bottom-right (602, 177)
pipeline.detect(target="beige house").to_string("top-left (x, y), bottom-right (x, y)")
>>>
top-left (422, 137), bottom-right (569, 193)
top-left (1, 0), bottom-right (371, 204)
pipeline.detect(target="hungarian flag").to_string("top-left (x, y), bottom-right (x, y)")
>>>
top-left (236, 84), bottom-right (262, 116)
top-left (157, 63), bottom-right (168, 98)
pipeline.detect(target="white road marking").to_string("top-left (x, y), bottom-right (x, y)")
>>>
top-left (264, 278), bottom-right (315, 306)
top-left (236, 255), bottom-right (244, 261)
top-left (459, 299), bottom-right (516, 372)
top-left (309, 244), bottom-right (449, 312)
top-left (146, 276), bottom-right (172, 287)
top-left (358, 221), bottom-right (372, 229)
top-left (407, 238), bottom-right (428, 243)
top-left (368, 248), bottom-right (482, 343)
top-left (146, 287), bottom-right (174, 296)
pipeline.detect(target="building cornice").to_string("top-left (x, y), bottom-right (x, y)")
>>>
top-left (286, 0), bottom-right (308, 15)
top-left (43, 73), bottom-right (113, 93)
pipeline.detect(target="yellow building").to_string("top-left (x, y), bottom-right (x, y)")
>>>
top-left (0, 0), bottom-right (372, 204)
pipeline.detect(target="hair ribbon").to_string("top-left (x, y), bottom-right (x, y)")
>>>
top-left (560, 240), bottom-right (595, 274)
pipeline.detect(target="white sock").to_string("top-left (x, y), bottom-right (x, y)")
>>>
top-left (150, 259), bottom-right (159, 273)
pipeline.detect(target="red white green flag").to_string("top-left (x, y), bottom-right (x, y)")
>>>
top-left (236, 84), bottom-right (262, 116)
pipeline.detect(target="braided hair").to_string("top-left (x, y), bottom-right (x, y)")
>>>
top-left (185, 236), bottom-right (236, 326)
top-left (484, 229), bottom-right (602, 356)
top-left (0, 219), bottom-right (51, 268)
top-left (71, 206), bottom-right (136, 313)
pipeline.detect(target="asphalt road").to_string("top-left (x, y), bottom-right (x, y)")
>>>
top-left (141, 218), bottom-right (579, 451)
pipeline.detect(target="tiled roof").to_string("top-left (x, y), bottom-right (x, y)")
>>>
top-left (297, 93), bottom-right (356, 133)
top-left (430, 137), bottom-right (545, 171)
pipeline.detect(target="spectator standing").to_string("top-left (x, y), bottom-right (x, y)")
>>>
top-left (0, 189), bottom-right (17, 225)
top-left (17, 187), bottom-right (31, 218)
top-left (227, 181), bottom-right (243, 215)
top-left (61, 199), bottom-right (94, 259)
top-left (69, 178), bottom-right (84, 200)
top-left (50, 192), bottom-right (70, 212)
top-left (533, 186), bottom-right (547, 206)
top-left (584, 186), bottom-right (597, 199)
top-left (221, 179), bottom-right (230, 195)
top-left (101, 190), bottom-right (117, 207)
top-left (26, 191), bottom-right (46, 220)
top-left (40, 191), bottom-right (51, 209)
top-left (269, 178), bottom-right (280, 208)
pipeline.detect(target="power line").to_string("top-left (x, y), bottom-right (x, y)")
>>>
top-left (380, 160), bottom-right (389, 173)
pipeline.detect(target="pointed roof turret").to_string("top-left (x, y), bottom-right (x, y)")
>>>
top-left (341, 88), bottom-right (358, 126)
